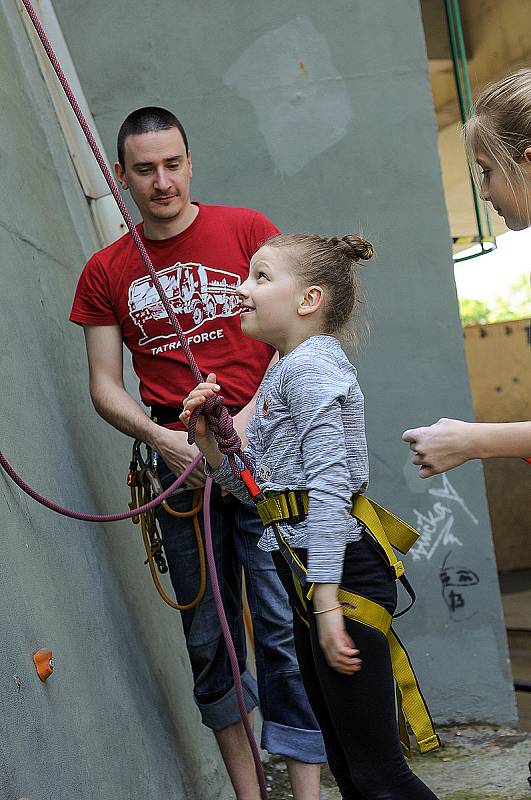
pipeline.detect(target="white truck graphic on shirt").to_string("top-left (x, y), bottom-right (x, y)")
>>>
top-left (128, 262), bottom-right (241, 346)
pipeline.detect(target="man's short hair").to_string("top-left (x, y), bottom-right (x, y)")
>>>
top-left (117, 107), bottom-right (189, 167)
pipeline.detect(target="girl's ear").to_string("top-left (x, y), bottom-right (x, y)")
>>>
top-left (523, 146), bottom-right (531, 164)
top-left (298, 285), bottom-right (323, 317)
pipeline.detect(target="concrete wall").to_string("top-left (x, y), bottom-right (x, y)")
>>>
top-left (1, 3), bottom-right (517, 795)
top-left (50, 0), bottom-right (516, 726)
top-left (0, 2), bottom-right (229, 798)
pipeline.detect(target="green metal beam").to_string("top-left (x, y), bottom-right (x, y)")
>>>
top-left (442, 0), bottom-right (495, 260)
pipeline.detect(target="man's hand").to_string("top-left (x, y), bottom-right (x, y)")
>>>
top-left (152, 427), bottom-right (206, 489)
top-left (315, 608), bottom-right (362, 675)
top-left (84, 324), bottom-right (206, 486)
top-left (402, 418), bottom-right (473, 478)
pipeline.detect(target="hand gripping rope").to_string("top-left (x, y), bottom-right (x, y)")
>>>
top-left (1, 2), bottom-right (267, 796)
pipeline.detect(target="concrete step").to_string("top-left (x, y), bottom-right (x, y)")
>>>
top-left (507, 628), bottom-right (531, 683)
top-left (506, 627), bottom-right (531, 731)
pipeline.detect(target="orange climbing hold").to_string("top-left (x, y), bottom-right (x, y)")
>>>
top-left (33, 648), bottom-right (54, 682)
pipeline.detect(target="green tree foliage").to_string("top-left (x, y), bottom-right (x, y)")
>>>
top-left (459, 274), bottom-right (531, 326)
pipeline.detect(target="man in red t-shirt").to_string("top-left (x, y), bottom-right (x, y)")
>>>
top-left (70, 108), bottom-right (324, 799)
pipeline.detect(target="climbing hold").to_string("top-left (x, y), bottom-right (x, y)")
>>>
top-left (33, 648), bottom-right (54, 682)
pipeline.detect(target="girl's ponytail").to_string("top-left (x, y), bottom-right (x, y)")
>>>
top-left (340, 235), bottom-right (374, 262)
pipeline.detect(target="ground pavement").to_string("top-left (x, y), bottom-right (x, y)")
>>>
top-left (265, 726), bottom-right (531, 799)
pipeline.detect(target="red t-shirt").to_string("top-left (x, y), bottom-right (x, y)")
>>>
top-left (70, 203), bottom-right (278, 421)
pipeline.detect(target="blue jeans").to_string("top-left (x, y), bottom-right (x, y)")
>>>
top-left (156, 463), bottom-right (325, 763)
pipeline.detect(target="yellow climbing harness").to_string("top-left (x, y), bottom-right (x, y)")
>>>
top-left (256, 491), bottom-right (441, 757)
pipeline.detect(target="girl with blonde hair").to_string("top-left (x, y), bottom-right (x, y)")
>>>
top-left (403, 68), bottom-right (531, 476)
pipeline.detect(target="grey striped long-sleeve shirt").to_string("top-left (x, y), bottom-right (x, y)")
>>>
top-left (209, 335), bottom-right (369, 582)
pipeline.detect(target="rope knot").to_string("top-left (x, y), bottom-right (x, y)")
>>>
top-left (187, 394), bottom-right (241, 457)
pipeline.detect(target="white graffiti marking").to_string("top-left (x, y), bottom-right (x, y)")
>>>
top-left (409, 474), bottom-right (478, 561)
top-left (410, 503), bottom-right (462, 561)
top-left (428, 474), bottom-right (479, 526)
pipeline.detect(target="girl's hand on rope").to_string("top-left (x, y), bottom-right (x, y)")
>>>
top-left (181, 374), bottom-right (224, 469)
top-left (180, 373), bottom-right (220, 438)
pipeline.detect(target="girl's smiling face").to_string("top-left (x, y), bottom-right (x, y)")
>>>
top-left (476, 148), bottom-right (531, 231)
top-left (238, 246), bottom-right (303, 353)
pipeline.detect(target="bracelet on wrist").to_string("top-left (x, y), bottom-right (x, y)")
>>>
top-left (313, 604), bottom-right (342, 615)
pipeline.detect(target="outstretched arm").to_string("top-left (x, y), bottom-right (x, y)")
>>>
top-left (402, 418), bottom-right (531, 478)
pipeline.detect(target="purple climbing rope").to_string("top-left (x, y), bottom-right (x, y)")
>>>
top-left (203, 478), bottom-right (269, 799)
top-left (12, 0), bottom-right (252, 482)
top-left (0, 451), bottom-right (201, 522)
top-left (1, 2), bottom-right (268, 796)
top-left (1, 0), bottom-right (255, 509)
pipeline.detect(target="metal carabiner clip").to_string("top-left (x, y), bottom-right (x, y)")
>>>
top-left (145, 467), bottom-right (163, 497)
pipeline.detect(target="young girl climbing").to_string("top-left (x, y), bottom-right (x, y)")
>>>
top-left (180, 232), bottom-right (440, 800)
top-left (403, 67), bottom-right (531, 476)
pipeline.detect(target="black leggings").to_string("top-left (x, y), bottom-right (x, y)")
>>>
top-left (272, 536), bottom-right (439, 800)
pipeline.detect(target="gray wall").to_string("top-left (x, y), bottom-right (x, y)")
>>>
top-left (0, 2), bottom-right (231, 798)
top-left (1, 2), bottom-right (516, 796)
top-left (53, 0), bottom-right (515, 723)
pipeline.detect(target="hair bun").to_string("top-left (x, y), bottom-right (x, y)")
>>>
top-left (341, 234), bottom-right (374, 262)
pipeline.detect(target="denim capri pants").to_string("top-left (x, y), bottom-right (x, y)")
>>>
top-left (156, 461), bottom-right (325, 764)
